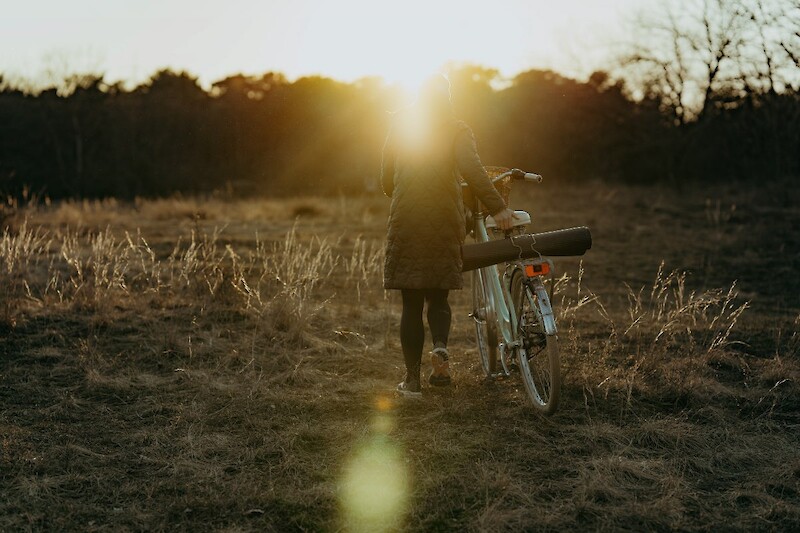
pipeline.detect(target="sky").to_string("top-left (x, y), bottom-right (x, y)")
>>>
top-left (1, 0), bottom-right (660, 89)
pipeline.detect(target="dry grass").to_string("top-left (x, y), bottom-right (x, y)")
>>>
top-left (1, 180), bottom-right (798, 531)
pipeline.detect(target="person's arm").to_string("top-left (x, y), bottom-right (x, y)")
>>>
top-left (455, 125), bottom-right (518, 230)
top-left (380, 129), bottom-right (395, 198)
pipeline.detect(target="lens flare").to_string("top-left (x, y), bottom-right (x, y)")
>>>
top-left (339, 397), bottom-right (409, 532)
top-left (374, 394), bottom-right (393, 412)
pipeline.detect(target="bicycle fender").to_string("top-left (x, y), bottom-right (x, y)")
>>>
top-left (533, 283), bottom-right (558, 336)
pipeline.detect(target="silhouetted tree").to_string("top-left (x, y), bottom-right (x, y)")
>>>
top-left (0, 54), bottom-right (797, 200)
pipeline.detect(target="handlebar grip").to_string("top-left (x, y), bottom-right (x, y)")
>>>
top-left (509, 168), bottom-right (543, 183)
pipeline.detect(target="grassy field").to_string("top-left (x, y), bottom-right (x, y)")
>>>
top-left (1, 178), bottom-right (799, 531)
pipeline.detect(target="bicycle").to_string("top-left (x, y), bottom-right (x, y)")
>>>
top-left (463, 166), bottom-right (565, 415)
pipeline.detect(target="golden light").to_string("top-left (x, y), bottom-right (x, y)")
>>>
top-left (289, 1), bottom-right (477, 92)
top-left (339, 396), bottom-right (409, 532)
top-left (374, 394), bottom-right (393, 412)
top-left (2, 0), bottom-right (646, 90)
top-left (339, 436), bottom-right (409, 532)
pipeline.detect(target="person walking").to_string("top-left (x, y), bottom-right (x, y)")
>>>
top-left (381, 74), bottom-right (517, 397)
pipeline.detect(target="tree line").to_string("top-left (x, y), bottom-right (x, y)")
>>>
top-left (1, 65), bottom-right (795, 199)
top-left (1, 0), bottom-right (798, 199)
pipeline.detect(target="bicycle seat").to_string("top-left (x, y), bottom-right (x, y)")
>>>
top-left (485, 210), bottom-right (531, 230)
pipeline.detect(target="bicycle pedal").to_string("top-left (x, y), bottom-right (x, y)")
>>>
top-left (469, 312), bottom-right (485, 323)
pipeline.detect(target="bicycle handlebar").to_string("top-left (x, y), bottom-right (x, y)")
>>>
top-left (460, 168), bottom-right (543, 188)
top-left (490, 168), bottom-right (543, 184)
top-left (523, 172), bottom-right (542, 183)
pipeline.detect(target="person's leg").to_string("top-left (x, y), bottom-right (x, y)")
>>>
top-left (425, 289), bottom-right (451, 347)
top-left (425, 289), bottom-right (452, 386)
top-left (400, 289), bottom-right (426, 390)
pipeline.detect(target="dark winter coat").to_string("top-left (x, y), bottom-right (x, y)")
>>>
top-left (381, 116), bottom-right (507, 290)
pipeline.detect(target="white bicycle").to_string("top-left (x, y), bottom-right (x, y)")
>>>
top-left (465, 167), bottom-right (561, 414)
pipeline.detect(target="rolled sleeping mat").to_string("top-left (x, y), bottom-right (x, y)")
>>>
top-left (461, 226), bottom-right (592, 272)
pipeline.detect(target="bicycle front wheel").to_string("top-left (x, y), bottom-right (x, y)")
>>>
top-left (510, 270), bottom-right (561, 414)
top-left (472, 267), bottom-right (498, 376)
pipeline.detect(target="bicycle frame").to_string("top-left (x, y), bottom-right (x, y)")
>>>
top-left (466, 171), bottom-right (557, 375)
top-left (465, 167), bottom-right (568, 413)
top-left (472, 211), bottom-right (519, 347)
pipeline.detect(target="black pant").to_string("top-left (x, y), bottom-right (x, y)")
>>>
top-left (400, 289), bottom-right (451, 379)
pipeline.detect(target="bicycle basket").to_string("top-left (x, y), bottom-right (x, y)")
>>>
top-left (461, 166), bottom-right (512, 213)
top-left (484, 166), bottom-right (512, 206)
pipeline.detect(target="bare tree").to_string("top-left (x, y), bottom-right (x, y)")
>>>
top-left (616, 0), bottom-right (799, 123)
top-left (735, 0), bottom-right (800, 95)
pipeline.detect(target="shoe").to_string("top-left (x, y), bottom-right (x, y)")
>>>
top-left (429, 346), bottom-right (452, 386)
top-left (396, 377), bottom-right (422, 398)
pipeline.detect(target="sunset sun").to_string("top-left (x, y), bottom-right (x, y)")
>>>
top-left (287, 0), bottom-right (485, 90)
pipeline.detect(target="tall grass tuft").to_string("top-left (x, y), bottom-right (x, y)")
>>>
top-left (343, 235), bottom-right (384, 302)
top-left (234, 225), bottom-right (340, 346)
top-left (59, 227), bottom-right (132, 311)
top-left (0, 221), bottom-right (52, 325)
top-left (0, 212), bottom-right (392, 362)
top-left (559, 262), bottom-right (750, 413)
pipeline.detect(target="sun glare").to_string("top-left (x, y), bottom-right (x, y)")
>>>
top-left (1, 0), bottom-right (653, 90)
top-left (339, 398), bottom-right (409, 532)
top-left (290, 0), bottom-right (481, 91)
top-left (279, 0), bottom-right (644, 90)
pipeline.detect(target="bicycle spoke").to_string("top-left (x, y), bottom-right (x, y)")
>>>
top-left (526, 344), bottom-right (546, 361)
top-left (536, 365), bottom-right (551, 393)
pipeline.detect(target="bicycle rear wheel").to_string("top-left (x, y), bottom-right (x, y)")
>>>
top-left (472, 268), bottom-right (498, 376)
top-left (510, 270), bottom-right (561, 414)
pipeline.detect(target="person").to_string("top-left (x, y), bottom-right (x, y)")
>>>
top-left (380, 74), bottom-right (517, 397)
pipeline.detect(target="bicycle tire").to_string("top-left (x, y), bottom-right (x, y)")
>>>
top-left (510, 270), bottom-right (561, 414)
top-left (472, 268), bottom-right (498, 376)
